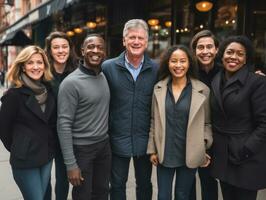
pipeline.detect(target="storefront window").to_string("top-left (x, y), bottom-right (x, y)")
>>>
top-left (63, 2), bottom-right (107, 57)
top-left (146, 0), bottom-right (171, 59)
top-left (214, 0), bottom-right (237, 40)
top-left (253, 12), bottom-right (266, 70)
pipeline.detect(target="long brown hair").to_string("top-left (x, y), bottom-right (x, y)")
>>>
top-left (158, 45), bottom-right (198, 81)
top-left (45, 31), bottom-right (77, 74)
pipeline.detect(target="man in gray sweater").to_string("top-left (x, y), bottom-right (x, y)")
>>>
top-left (57, 34), bottom-right (111, 200)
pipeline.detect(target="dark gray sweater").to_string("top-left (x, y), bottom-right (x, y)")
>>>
top-left (57, 67), bottom-right (110, 170)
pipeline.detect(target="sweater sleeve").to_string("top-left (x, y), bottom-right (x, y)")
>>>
top-left (57, 79), bottom-right (79, 171)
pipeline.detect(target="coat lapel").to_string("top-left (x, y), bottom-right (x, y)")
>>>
top-left (222, 67), bottom-right (248, 101)
top-left (25, 94), bottom-right (47, 122)
top-left (153, 77), bottom-right (169, 129)
top-left (222, 82), bottom-right (241, 101)
top-left (187, 79), bottom-right (206, 128)
top-left (43, 92), bottom-right (55, 121)
top-left (21, 87), bottom-right (54, 123)
top-left (211, 71), bottom-right (225, 113)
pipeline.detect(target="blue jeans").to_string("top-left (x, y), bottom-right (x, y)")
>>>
top-left (157, 164), bottom-right (196, 200)
top-left (110, 154), bottom-right (152, 200)
top-left (44, 149), bottom-right (69, 200)
top-left (12, 161), bottom-right (53, 200)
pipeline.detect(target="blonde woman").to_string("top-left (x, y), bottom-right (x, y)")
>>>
top-left (0, 46), bottom-right (57, 200)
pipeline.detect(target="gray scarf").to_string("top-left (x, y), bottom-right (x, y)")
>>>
top-left (21, 73), bottom-right (47, 111)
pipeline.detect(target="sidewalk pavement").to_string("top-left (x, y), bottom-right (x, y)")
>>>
top-left (0, 85), bottom-right (266, 199)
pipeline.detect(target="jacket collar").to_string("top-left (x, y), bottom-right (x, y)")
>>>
top-left (154, 76), bottom-right (206, 92)
top-left (222, 65), bottom-right (248, 89)
top-left (211, 66), bottom-right (249, 114)
top-left (19, 85), bottom-right (55, 123)
top-left (115, 51), bottom-right (153, 72)
top-left (154, 76), bottom-right (207, 129)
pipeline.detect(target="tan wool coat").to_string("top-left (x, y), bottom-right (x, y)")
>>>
top-left (147, 77), bottom-right (213, 168)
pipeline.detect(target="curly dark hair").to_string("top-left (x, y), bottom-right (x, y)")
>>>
top-left (217, 35), bottom-right (254, 70)
top-left (45, 31), bottom-right (77, 74)
top-left (158, 45), bottom-right (198, 81)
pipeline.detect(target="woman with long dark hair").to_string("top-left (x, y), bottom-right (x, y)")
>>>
top-left (44, 31), bottom-right (77, 200)
top-left (147, 45), bottom-right (212, 200)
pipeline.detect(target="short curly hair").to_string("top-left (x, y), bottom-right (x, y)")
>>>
top-left (217, 35), bottom-right (254, 70)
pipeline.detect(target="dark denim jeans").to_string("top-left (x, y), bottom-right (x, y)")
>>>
top-left (157, 164), bottom-right (196, 200)
top-left (190, 166), bottom-right (218, 200)
top-left (44, 149), bottom-right (69, 200)
top-left (12, 161), bottom-right (52, 200)
top-left (110, 154), bottom-right (152, 200)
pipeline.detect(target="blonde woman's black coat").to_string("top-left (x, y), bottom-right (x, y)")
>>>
top-left (0, 86), bottom-right (57, 169)
top-left (210, 66), bottom-right (266, 190)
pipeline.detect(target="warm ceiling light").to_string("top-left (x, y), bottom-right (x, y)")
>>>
top-left (196, 1), bottom-right (213, 12)
top-left (86, 21), bottom-right (97, 29)
top-left (66, 31), bottom-right (74, 37)
top-left (151, 25), bottom-right (161, 31)
top-left (74, 28), bottom-right (83, 34)
top-left (148, 19), bottom-right (159, 26)
top-left (165, 21), bottom-right (172, 28)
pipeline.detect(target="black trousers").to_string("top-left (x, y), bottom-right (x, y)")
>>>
top-left (72, 139), bottom-right (112, 200)
top-left (190, 166), bottom-right (218, 200)
top-left (220, 181), bottom-right (257, 200)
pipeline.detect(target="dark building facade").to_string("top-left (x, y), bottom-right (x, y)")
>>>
top-left (1, 0), bottom-right (266, 70)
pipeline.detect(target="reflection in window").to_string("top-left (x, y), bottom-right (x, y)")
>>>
top-left (214, 0), bottom-right (237, 40)
top-left (253, 11), bottom-right (266, 72)
top-left (146, 0), bottom-right (171, 59)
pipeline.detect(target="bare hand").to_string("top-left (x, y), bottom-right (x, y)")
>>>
top-left (200, 154), bottom-right (211, 168)
top-left (255, 70), bottom-right (266, 76)
top-left (67, 168), bottom-right (84, 186)
top-left (150, 154), bottom-right (159, 166)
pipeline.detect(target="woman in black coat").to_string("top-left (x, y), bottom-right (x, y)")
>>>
top-left (210, 35), bottom-right (266, 200)
top-left (0, 46), bottom-right (57, 200)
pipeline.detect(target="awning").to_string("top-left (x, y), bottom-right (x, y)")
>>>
top-left (0, 30), bottom-right (32, 46)
top-left (39, 0), bottom-right (66, 21)
top-left (1, 0), bottom-right (68, 36)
